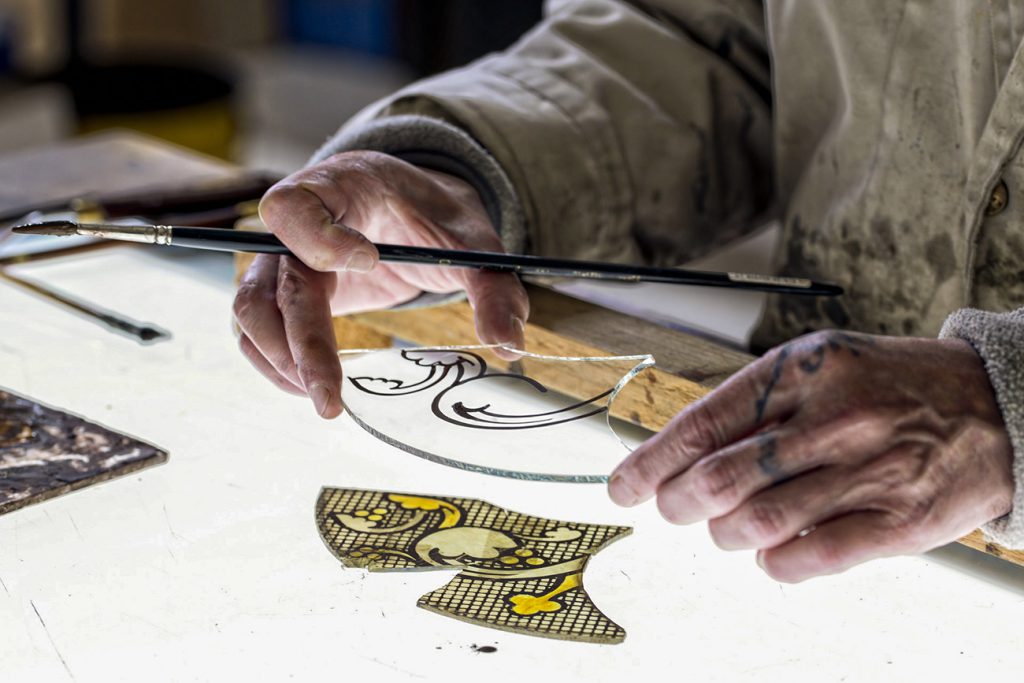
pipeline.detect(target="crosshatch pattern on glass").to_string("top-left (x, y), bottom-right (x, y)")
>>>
top-left (420, 574), bottom-right (625, 643)
top-left (316, 487), bottom-right (631, 643)
top-left (336, 346), bottom-right (655, 482)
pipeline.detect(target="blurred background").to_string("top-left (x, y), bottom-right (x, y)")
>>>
top-left (0, 0), bottom-right (543, 172)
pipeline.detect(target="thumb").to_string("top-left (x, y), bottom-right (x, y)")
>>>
top-left (259, 180), bottom-right (378, 273)
top-left (464, 270), bottom-right (530, 361)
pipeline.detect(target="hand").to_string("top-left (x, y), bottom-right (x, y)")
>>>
top-left (608, 330), bottom-right (1014, 582)
top-left (232, 151), bottom-right (529, 418)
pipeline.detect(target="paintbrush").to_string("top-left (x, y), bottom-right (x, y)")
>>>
top-left (13, 221), bottom-right (844, 296)
top-left (0, 268), bottom-right (170, 343)
top-left (0, 232), bottom-right (169, 344)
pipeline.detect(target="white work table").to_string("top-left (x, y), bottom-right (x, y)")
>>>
top-left (1, 245), bottom-right (1022, 682)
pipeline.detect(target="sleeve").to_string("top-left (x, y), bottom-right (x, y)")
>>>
top-left (940, 307), bottom-right (1024, 548)
top-left (311, 0), bottom-right (775, 266)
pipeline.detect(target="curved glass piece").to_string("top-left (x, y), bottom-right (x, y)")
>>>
top-left (338, 346), bottom-right (654, 482)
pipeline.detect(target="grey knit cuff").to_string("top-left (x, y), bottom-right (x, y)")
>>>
top-left (940, 307), bottom-right (1024, 547)
top-left (311, 114), bottom-right (527, 255)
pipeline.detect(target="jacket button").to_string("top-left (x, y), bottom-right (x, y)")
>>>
top-left (986, 179), bottom-right (1009, 216)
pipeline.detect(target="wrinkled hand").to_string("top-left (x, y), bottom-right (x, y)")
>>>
top-left (609, 331), bottom-right (1014, 582)
top-left (233, 151), bottom-right (529, 418)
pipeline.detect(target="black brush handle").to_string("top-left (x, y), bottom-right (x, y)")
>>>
top-left (172, 228), bottom-right (285, 253)
top-left (169, 227), bottom-right (843, 297)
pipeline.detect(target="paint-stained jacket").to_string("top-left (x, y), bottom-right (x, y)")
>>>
top-left (313, 1), bottom-right (1024, 545)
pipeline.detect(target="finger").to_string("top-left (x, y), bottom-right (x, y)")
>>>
top-left (276, 256), bottom-right (343, 419)
top-left (756, 511), bottom-right (899, 583)
top-left (654, 431), bottom-right (791, 525)
top-left (233, 254), bottom-right (302, 387)
top-left (463, 270), bottom-right (530, 361)
top-left (259, 175), bottom-right (378, 273)
top-left (238, 334), bottom-right (306, 396)
top-left (708, 465), bottom-right (865, 550)
top-left (608, 345), bottom-right (801, 507)
top-left (653, 423), bottom-right (844, 525)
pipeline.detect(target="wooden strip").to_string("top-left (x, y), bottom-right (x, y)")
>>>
top-left (958, 529), bottom-right (1024, 565)
top-left (524, 286), bottom-right (754, 390)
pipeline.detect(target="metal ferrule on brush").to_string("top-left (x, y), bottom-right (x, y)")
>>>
top-left (80, 223), bottom-right (174, 245)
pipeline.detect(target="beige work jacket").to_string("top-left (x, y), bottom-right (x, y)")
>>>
top-left (331, 0), bottom-right (1023, 345)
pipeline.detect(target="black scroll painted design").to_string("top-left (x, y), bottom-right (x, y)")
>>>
top-left (347, 350), bottom-right (612, 431)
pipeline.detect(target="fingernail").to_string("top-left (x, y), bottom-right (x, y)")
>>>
top-left (310, 383), bottom-right (332, 417)
top-left (608, 473), bottom-right (639, 507)
top-left (507, 315), bottom-right (525, 349)
top-left (755, 549), bottom-right (766, 570)
top-left (345, 250), bottom-right (375, 273)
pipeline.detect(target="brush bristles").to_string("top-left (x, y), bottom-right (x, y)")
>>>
top-left (11, 221), bottom-right (79, 236)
